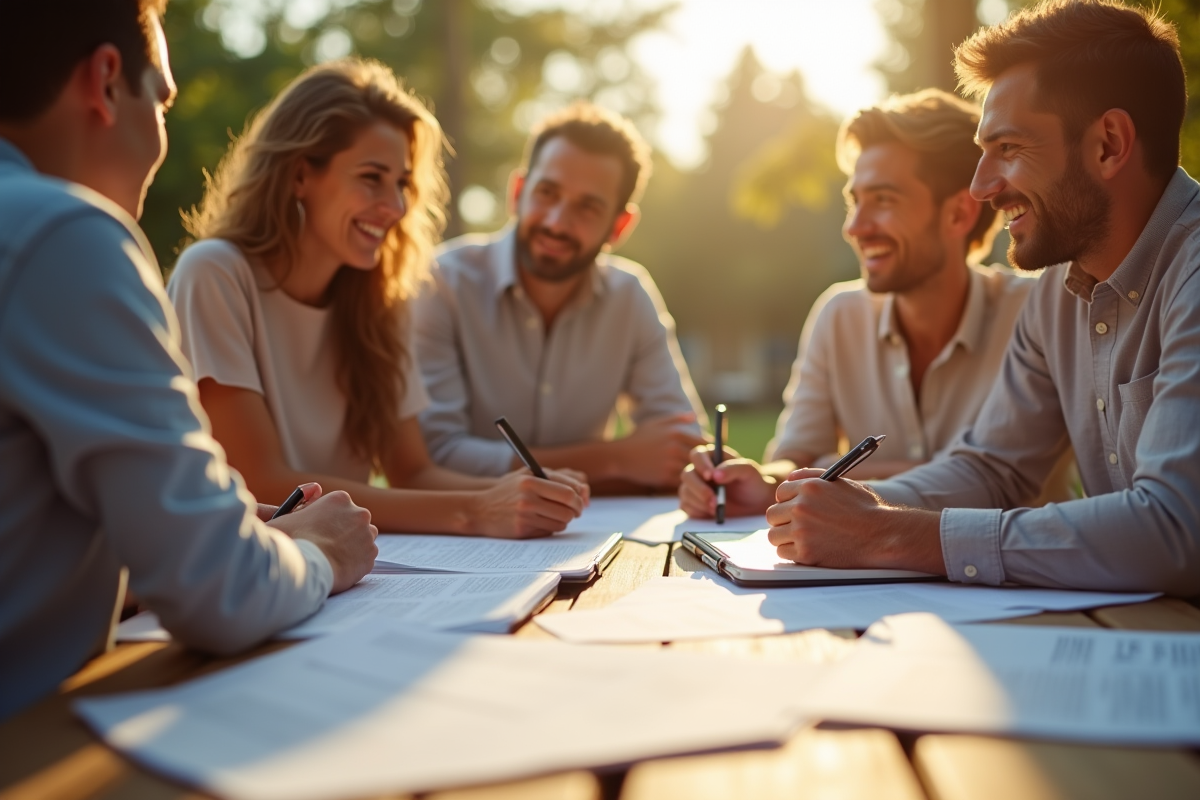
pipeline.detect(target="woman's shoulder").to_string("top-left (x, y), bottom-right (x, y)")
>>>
top-left (169, 239), bottom-right (256, 293)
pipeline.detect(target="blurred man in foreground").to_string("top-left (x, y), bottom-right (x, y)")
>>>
top-left (416, 102), bottom-right (707, 493)
top-left (765, 0), bottom-right (1200, 595)
top-left (682, 89), bottom-right (1057, 519)
top-left (0, 0), bottom-right (377, 720)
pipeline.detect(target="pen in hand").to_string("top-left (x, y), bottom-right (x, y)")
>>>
top-left (712, 403), bottom-right (727, 524)
top-left (820, 435), bottom-right (886, 481)
top-left (494, 416), bottom-right (548, 478)
top-left (269, 485), bottom-right (308, 520)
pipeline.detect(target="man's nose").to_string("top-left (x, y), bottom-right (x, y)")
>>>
top-left (971, 155), bottom-right (1004, 203)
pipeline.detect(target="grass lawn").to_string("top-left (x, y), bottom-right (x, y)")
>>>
top-left (717, 405), bottom-right (783, 463)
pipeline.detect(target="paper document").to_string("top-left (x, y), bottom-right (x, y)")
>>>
top-left (372, 531), bottom-right (620, 581)
top-left (807, 612), bottom-right (1200, 746)
top-left (535, 575), bottom-right (1159, 643)
top-left (562, 496), bottom-right (768, 545)
top-left (117, 572), bottom-right (561, 642)
top-left (75, 620), bottom-right (823, 800)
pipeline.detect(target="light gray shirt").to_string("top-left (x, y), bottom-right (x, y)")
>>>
top-left (872, 167), bottom-right (1200, 596)
top-left (0, 139), bottom-right (331, 720)
top-left (415, 228), bottom-right (706, 476)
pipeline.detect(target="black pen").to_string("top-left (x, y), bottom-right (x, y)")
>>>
top-left (269, 485), bottom-right (307, 520)
top-left (713, 403), bottom-right (727, 524)
top-left (494, 416), bottom-right (548, 478)
top-left (820, 435), bottom-right (886, 481)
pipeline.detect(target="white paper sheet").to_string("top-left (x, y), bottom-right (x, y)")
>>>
top-left (561, 496), bottom-right (768, 545)
top-left (75, 620), bottom-right (822, 800)
top-left (806, 612), bottom-right (1200, 746)
top-left (535, 575), bottom-right (1160, 643)
top-left (116, 572), bottom-right (561, 643)
top-left (372, 531), bottom-right (619, 580)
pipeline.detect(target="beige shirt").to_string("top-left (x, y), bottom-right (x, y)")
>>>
top-left (168, 240), bottom-right (429, 483)
top-left (767, 265), bottom-right (1036, 465)
top-left (415, 228), bottom-right (706, 476)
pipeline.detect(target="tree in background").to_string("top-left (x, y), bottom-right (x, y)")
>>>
top-left (621, 48), bottom-right (854, 405)
top-left (874, 0), bottom-right (980, 93)
top-left (143, 0), bottom-right (664, 266)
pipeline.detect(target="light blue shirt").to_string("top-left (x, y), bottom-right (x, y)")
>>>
top-left (0, 139), bottom-right (331, 719)
top-left (873, 168), bottom-right (1200, 596)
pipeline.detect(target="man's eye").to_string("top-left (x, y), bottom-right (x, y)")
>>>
top-left (362, 173), bottom-right (382, 184)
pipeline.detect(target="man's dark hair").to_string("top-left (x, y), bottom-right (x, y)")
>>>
top-left (955, 0), bottom-right (1185, 181)
top-left (523, 101), bottom-right (652, 208)
top-left (0, 0), bottom-right (167, 123)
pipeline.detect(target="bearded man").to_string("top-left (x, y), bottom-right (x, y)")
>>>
top-left (763, 0), bottom-right (1200, 596)
top-left (682, 89), bottom-right (1076, 519)
top-left (415, 102), bottom-right (706, 492)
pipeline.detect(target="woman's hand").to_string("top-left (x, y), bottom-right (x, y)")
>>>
top-left (469, 470), bottom-right (587, 538)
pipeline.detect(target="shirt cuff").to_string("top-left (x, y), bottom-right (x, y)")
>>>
top-left (293, 537), bottom-right (335, 597)
top-left (940, 507), bottom-right (1005, 584)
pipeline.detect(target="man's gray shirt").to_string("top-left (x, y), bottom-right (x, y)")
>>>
top-left (872, 167), bottom-right (1200, 596)
top-left (415, 228), bottom-right (705, 476)
top-left (0, 140), bottom-right (331, 719)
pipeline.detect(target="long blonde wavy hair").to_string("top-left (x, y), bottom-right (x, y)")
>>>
top-left (185, 58), bottom-right (449, 468)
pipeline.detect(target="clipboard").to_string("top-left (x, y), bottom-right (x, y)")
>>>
top-left (680, 530), bottom-right (941, 587)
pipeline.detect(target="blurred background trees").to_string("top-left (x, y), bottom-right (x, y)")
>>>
top-left (143, 0), bottom-right (1200, 458)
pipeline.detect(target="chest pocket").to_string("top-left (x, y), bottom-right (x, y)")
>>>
top-left (1116, 369), bottom-right (1158, 471)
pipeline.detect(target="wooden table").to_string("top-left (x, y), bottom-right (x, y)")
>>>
top-left (3, 540), bottom-right (1199, 800)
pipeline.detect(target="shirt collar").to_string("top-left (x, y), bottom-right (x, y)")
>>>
top-left (876, 265), bottom-right (988, 353)
top-left (0, 137), bottom-right (35, 173)
top-left (490, 223), bottom-right (611, 306)
top-left (1063, 166), bottom-right (1199, 305)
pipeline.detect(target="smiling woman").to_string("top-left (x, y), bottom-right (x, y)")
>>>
top-left (167, 58), bottom-right (590, 539)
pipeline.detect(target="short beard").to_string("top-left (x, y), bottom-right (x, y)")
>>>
top-left (514, 227), bottom-right (605, 284)
top-left (863, 217), bottom-right (946, 295)
top-left (1005, 148), bottom-right (1111, 272)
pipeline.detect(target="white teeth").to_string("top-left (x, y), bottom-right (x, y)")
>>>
top-left (1002, 205), bottom-right (1028, 225)
top-left (862, 246), bottom-right (892, 258)
top-left (355, 221), bottom-right (385, 238)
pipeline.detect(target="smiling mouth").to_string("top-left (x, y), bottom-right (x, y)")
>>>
top-left (1002, 204), bottom-right (1029, 228)
top-left (354, 220), bottom-right (386, 240)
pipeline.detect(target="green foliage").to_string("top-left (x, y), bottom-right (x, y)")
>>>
top-left (731, 112), bottom-right (843, 228)
top-left (143, 0), bottom-right (665, 267)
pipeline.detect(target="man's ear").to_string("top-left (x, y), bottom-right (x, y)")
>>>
top-left (942, 188), bottom-right (982, 242)
top-left (507, 170), bottom-right (526, 217)
top-left (78, 44), bottom-right (124, 128)
top-left (606, 203), bottom-right (641, 249)
top-left (1091, 108), bottom-right (1138, 181)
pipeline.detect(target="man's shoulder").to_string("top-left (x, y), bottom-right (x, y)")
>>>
top-left (0, 171), bottom-right (145, 260)
top-left (973, 263), bottom-right (1039, 304)
top-left (809, 277), bottom-right (877, 317)
top-left (598, 252), bottom-right (659, 294)
top-left (433, 232), bottom-right (503, 273)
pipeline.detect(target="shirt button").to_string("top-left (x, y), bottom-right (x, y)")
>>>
top-left (1095, 322), bottom-right (1109, 335)
top-left (541, 383), bottom-right (552, 395)
top-left (894, 364), bottom-right (909, 379)
top-left (525, 317), bottom-right (538, 329)
top-left (1096, 397), bottom-right (1105, 412)
top-left (1109, 452), bottom-right (1118, 465)
top-left (964, 565), bottom-right (979, 578)
top-left (1127, 290), bottom-right (1139, 301)
top-left (908, 444), bottom-right (923, 459)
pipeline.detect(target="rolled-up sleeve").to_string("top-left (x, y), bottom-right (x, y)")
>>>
top-left (413, 269), bottom-right (515, 476)
top-left (766, 288), bottom-right (841, 462)
top-left (0, 214), bottom-right (331, 653)
top-left (625, 269), bottom-right (707, 433)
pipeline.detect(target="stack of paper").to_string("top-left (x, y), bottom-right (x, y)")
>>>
top-left (118, 572), bottom-right (562, 642)
top-left (535, 576), bottom-right (1160, 643)
top-left (562, 496), bottom-right (768, 545)
top-left (806, 612), bottom-right (1200, 746)
top-left (76, 620), bottom-right (824, 800)
top-left (373, 531), bottom-right (620, 582)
